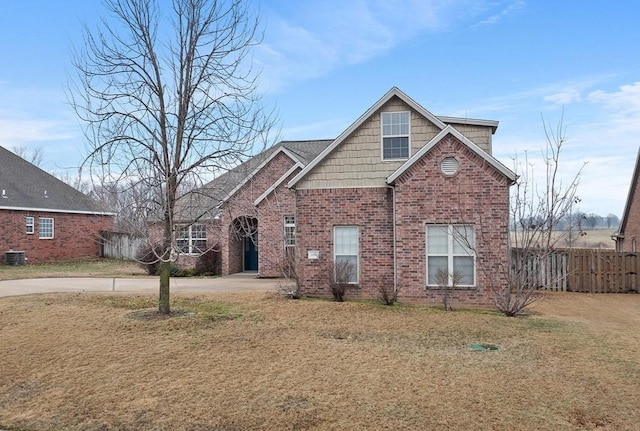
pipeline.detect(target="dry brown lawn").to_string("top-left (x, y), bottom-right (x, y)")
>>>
top-left (1, 290), bottom-right (639, 431)
top-left (0, 258), bottom-right (147, 281)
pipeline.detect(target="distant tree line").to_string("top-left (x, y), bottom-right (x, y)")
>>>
top-left (513, 211), bottom-right (620, 232)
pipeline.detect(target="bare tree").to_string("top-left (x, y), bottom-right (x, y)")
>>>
top-left (69, 0), bottom-right (276, 313)
top-left (493, 114), bottom-right (585, 315)
top-left (12, 145), bottom-right (43, 167)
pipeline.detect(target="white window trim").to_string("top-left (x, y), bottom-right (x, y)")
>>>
top-left (176, 224), bottom-right (207, 255)
top-left (333, 225), bottom-right (359, 284)
top-left (25, 216), bottom-right (34, 235)
top-left (426, 224), bottom-right (476, 287)
top-left (284, 215), bottom-right (296, 249)
top-left (39, 217), bottom-right (54, 239)
top-left (381, 111), bottom-right (411, 161)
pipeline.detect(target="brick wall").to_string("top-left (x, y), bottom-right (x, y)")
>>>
top-left (295, 136), bottom-right (511, 308)
top-left (393, 136), bottom-right (511, 307)
top-left (620, 176), bottom-right (640, 252)
top-left (0, 209), bottom-right (114, 264)
top-left (217, 151), bottom-right (297, 276)
top-left (256, 174), bottom-right (298, 277)
top-left (296, 187), bottom-right (395, 300)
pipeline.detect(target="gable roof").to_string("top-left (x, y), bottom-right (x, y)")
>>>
top-left (386, 125), bottom-right (516, 184)
top-left (614, 147), bottom-right (640, 238)
top-left (173, 139), bottom-right (332, 221)
top-left (287, 87), bottom-right (498, 188)
top-left (0, 145), bottom-right (113, 215)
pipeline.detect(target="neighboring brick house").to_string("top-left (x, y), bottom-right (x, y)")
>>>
top-left (614, 148), bottom-right (640, 252)
top-left (173, 87), bottom-right (516, 307)
top-left (0, 145), bottom-right (115, 264)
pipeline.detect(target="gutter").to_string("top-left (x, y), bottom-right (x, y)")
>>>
top-left (0, 205), bottom-right (115, 216)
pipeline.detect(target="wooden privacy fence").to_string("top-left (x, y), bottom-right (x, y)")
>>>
top-left (100, 231), bottom-right (145, 260)
top-left (511, 248), bottom-right (640, 293)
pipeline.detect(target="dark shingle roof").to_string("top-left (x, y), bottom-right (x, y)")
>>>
top-left (173, 139), bottom-right (333, 222)
top-left (0, 145), bottom-right (111, 214)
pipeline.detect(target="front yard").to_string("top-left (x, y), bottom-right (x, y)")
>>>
top-left (1, 289), bottom-right (638, 430)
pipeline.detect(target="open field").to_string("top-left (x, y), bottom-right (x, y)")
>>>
top-left (512, 229), bottom-right (617, 249)
top-left (0, 258), bottom-right (147, 281)
top-left (1, 290), bottom-right (639, 430)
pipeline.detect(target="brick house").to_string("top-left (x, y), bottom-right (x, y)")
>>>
top-left (0, 145), bottom-right (114, 264)
top-left (173, 87), bottom-right (516, 306)
top-left (614, 148), bottom-right (640, 252)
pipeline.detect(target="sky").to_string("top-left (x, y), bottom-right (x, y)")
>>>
top-left (1, 0), bottom-right (639, 216)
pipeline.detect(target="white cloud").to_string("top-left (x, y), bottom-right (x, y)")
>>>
top-left (256, 0), bottom-right (521, 92)
top-left (477, 0), bottom-right (526, 26)
top-left (544, 88), bottom-right (583, 105)
top-left (588, 82), bottom-right (640, 133)
top-left (0, 116), bottom-right (75, 145)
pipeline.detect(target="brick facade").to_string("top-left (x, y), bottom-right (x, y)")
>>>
top-left (393, 137), bottom-right (511, 307)
top-left (0, 209), bottom-right (114, 264)
top-left (617, 152), bottom-right (640, 252)
top-left (152, 89), bottom-right (514, 308)
top-left (167, 150), bottom-right (298, 277)
top-left (293, 137), bottom-right (511, 307)
top-left (296, 187), bottom-right (395, 300)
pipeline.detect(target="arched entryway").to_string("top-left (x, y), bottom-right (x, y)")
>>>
top-left (231, 216), bottom-right (258, 272)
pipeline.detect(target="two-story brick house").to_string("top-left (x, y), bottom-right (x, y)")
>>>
top-left (173, 87), bottom-right (516, 306)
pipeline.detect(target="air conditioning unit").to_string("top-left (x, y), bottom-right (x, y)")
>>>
top-left (4, 251), bottom-right (26, 265)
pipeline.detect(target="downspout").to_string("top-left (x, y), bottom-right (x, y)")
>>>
top-left (388, 185), bottom-right (398, 298)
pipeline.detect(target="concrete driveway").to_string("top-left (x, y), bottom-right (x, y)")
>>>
top-left (0, 273), bottom-right (279, 298)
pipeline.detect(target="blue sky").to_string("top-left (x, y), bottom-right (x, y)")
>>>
top-left (1, 1), bottom-right (639, 216)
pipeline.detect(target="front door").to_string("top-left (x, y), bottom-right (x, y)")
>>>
top-left (244, 234), bottom-right (258, 271)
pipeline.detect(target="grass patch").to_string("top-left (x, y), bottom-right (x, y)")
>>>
top-left (1, 291), bottom-right (639, 430)
top-left (0, 257), bottom-right (147, 280)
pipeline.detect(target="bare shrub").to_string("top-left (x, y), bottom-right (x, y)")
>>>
top-left (434, 269), bottom-right (464, 311)
top-left (276, 249), bottom-right (304, 299)
top-left (328, 259), bottom-right (356, 302)
top-left (195, 245), bottom-right (221, 276)
top-left (378, 274), bottom-right (396, 306)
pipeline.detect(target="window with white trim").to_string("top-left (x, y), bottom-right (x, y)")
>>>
top-left (39, 217), bottom-right (54, 239)
top-left (176, 224), bottom-right (207, 254)
top-left (426, 224), bottom-right (475, 287)
top-left (382, 111), bottom-right (410, 160)
top-left (26, 216), bottom-right (34, 234)
top-left (334, 226), bottom-right (358, 283)
top-left (284, 215), bottom-right (296, 248)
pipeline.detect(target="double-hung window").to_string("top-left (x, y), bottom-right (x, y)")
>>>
top-left (177, 224), bottom-right (207, 254)
top-left (382, 111), bottom-right (410, 160)
top-left (426, 224), bottom-right (475, 287)
top-left (39, 217), bottom-right (54, 239)
top-left (26, 216), bottom-right (34, 234)
top-left (334, 226), bottom-right (358, 283)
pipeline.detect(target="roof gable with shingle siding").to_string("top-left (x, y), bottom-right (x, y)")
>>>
top-left (0, 145), bottom-right (112, 215)
top-left (290, 96), bottom-right (444, 190)
top-left (288, 87), bottom-right (499, 191)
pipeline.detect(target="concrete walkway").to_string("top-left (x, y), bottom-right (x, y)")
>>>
top-left (0, 273), bottom-right (279, 298)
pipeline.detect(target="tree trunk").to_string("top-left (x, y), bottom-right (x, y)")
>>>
top-left (159, 260), bottom-right (171, 314)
